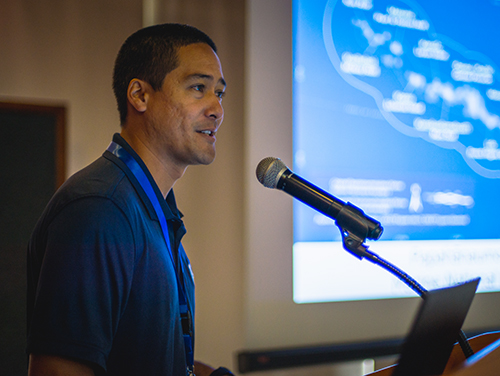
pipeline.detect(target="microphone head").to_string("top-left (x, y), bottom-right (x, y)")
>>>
top-left (256, 157), bottom-right (289, 189)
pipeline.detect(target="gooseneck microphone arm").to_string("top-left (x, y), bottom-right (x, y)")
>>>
top-left (361, 248), bottom-right (474, 358)
top-left (256, 157), bottom-right (474, 359)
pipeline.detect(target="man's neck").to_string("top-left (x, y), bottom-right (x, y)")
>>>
top-left (120, 128), bottom-right (185, 198)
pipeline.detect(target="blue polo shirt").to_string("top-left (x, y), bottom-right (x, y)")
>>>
top-left (27, 133), bottom-right (195, 376)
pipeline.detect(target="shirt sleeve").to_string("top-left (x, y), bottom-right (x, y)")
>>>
top-left (27, 196), bottom-right (136, 371)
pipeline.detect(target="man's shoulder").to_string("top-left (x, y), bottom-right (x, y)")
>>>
top-left (64, 155), bottom-right (126, 197)
top-left (45, 155), bottom-right (143, 220)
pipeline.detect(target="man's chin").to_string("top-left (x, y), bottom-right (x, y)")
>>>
top-left (193, 152), bottom-right (216, 166)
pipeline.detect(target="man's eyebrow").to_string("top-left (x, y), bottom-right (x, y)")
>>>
top-left (186, 73), bottom-right (227, 88)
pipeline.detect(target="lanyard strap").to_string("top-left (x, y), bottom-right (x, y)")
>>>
top-left (107, 141), bottom-right (194, 374)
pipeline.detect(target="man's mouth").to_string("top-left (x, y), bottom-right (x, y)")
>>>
top-left (198, 130), bottom-right (216, 136)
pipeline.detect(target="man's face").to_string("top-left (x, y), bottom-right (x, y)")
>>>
top-left (145, 42), bottom-right (226, 170)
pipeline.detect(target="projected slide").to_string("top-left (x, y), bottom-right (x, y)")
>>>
top-left (293, 0), bottom-right (500, 303)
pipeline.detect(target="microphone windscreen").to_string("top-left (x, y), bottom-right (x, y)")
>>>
top-left (256, 157), bottom-right (288, 189)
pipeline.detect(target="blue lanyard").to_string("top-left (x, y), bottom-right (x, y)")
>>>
top-left (107, 141), bottom-right (194, 375)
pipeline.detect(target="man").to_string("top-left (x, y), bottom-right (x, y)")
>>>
top-left (27, 23), bottom-right (233, 376)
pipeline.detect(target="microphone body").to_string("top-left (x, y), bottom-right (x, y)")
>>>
top-left (256, 157), bottom-right (383, 241)
top-left (278, 168), bottom-right (344, 220)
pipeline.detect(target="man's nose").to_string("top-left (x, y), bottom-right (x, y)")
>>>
top-left (206, 94), bottom-right (224, 121)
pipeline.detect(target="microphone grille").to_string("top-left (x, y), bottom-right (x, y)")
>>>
top-left (256, 157), bottom-right (288, 189)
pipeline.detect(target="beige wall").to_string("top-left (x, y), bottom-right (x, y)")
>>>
top-left (0, 0), bottom-right (245, 371)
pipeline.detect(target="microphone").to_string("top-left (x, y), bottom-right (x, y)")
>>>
top-left (256, 157), bottom-right (383, 242)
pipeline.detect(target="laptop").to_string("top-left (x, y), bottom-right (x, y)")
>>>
top-left (392, 277), bottom-right (480, 376)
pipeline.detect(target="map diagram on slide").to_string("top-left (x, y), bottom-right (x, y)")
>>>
top-left (293, 0), bottom-right (500, 243)
top-left (323, 0), bottom-right (500, 179)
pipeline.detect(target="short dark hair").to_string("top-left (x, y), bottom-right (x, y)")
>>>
top-left (112, 23), bottom-right (217, 125)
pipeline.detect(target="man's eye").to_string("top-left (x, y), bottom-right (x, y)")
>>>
top-left (216, 91), bottom-right (226, 99)
top-left (193, 84), bottom-right (205, 92)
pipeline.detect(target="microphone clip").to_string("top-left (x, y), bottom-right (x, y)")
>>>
top-left (336, 202), bottom-right (375, 259)
top-left (340, 230), bottom-right (370, 259)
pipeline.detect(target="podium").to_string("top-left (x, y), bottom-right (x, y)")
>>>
top-left (368, 332), bottom-right (500, 376)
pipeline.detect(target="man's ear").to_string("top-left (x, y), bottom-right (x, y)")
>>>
top-left (127, 79), bottom-right (150, 113)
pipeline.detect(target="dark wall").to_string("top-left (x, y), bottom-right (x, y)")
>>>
top-left (0, 102), bottom-right (65, 375)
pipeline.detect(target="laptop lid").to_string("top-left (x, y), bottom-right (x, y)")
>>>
top-left (392, 278), bottom-right (480, 376)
